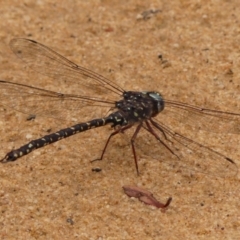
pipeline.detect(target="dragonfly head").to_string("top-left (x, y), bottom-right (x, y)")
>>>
top-left (144, 91), bottom-right (165, 117)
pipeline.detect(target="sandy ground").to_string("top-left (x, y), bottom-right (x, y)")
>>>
top-left (0, 0), bottom-right (239, 239)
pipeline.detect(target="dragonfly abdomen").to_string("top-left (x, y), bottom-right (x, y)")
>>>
top-left (1, 117), bottom-right (118, 162)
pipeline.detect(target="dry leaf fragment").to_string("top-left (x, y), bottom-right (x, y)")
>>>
top-left (123, 185), bottom-right (172, 209)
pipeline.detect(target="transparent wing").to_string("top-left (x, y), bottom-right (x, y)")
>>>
top-left (9, 38), bottom-right (124, 97)
top-left (137, 119), bottom-right (238, 178)
top-left (163, 100), bottom-right (240, 134)
top-left (0, 80), bottom-right (115, 122)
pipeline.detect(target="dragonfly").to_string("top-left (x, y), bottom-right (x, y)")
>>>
top-left (0, 38), bottom-right (239, 177)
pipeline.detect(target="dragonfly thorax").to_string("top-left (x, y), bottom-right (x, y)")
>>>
top-left (115, 91), bottom-right (164, 124)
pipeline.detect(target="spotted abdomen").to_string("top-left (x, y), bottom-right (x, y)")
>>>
top-left (1, 118), bottom-right (110, 162)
